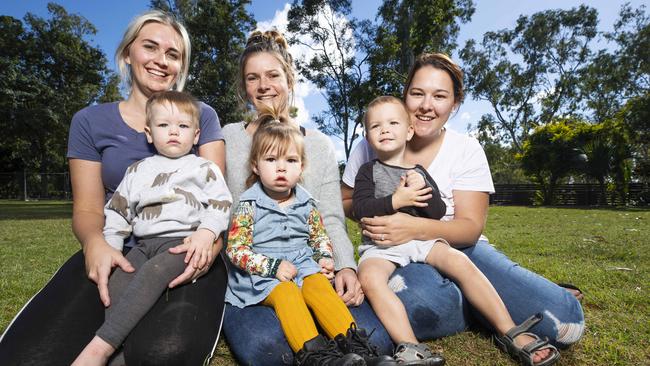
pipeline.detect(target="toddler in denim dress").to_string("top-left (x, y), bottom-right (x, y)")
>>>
top-left (225, 109), bottom-right (395, 366)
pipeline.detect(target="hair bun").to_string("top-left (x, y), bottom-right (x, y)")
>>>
top-left (264, 29), bottom-right (288, 50)
top-left (246, 29), bottom-right (290, 56)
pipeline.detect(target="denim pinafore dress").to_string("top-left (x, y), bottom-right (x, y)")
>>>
top-left (225, 183), bottom-right (323, 308)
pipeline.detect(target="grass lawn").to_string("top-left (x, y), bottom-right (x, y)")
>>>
top-left (1, 200), bottom-right (648, 365)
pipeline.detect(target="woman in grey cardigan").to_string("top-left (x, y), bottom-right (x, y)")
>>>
top-left (221, 29), bottom-right (389, 365)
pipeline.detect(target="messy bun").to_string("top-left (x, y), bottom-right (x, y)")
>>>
top-left (238, 29), bottom-right (295, 108)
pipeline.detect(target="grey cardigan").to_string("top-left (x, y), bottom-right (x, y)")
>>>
top-left (223, 122), bottom-right (357, 270)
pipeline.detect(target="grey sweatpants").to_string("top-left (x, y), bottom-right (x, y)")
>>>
top-left (97, 237), bottom-right (186, 348)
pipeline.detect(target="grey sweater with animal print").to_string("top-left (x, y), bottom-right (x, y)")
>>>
top-left (103, 154), bottom-right (232, 250)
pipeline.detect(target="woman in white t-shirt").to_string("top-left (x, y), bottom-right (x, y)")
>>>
top-left (341, 53), bottom-right (585, 351)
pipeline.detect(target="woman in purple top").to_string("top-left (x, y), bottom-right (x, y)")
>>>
top-left (0, 10), bottom-right (227, 365)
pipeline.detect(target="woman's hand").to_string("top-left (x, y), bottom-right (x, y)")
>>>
top-left (84, 239), bottom-right (134, 307)
top-left (361, 212), bottom-right (420, 246)
top-left (319, 258), bottom-right (335, 281)
top-left (334, 268), bottom-right (364, 306)
top-left (168, 235), bottom-right (223, 288)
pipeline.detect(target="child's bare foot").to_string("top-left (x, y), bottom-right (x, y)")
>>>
top-left (72, 336), bottom-right (115, 366)
top-left (513, 333), bottom-right (551, 364)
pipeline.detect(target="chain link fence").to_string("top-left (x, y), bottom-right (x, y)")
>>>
top-left (0, 172), bottom-right (71, 200)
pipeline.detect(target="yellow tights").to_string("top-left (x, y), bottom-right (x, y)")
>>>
top-left (262, 273), bottom-right (355, 352)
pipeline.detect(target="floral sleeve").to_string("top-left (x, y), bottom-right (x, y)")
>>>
top-left (225, 202), bottom-right (282, 277)
top-left (307, 206), bottom-right (333, 262)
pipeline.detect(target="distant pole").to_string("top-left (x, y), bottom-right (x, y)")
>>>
top-left (23, 170), bottom-right (27, 201)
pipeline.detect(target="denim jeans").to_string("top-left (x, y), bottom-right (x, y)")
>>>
top-left (223, 240), bottom-right (584, 365)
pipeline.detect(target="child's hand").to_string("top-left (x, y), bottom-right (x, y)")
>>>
top-left (405, 170), bottom-right (426, 190)
top-left (319, 258), bottom-right (335, 281)
top-left (183, 229), bottom-right (216, 270)
top-left (276, 260), bottom-right (297, 282)
top-left (392, 174), bottom-right (433, 210)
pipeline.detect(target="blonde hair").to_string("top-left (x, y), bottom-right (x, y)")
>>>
top-left (403, 53), bottom-right (464, 105)
top-left (238, 29), bottom-right (295, 109)
top-left (145, 91), bottom-right (200, 127)
top-left (246, 104), bottom-right (305, 188)
top-left (116, 10), bottom-right (191, 91)
top-left (363, 95), bottom-right (410, 129)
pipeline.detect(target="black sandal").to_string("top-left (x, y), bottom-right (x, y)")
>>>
top-left (557, 282), bottom-right (584, 301)
top-left (494, 313), bottom-right (560, 366)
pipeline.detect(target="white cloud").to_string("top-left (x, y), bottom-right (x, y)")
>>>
top-left (460, 112), bottom-right (471, 121)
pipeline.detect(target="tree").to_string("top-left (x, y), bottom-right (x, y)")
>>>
top-left (517, 120), bottom-right (582, 205)
top-left (286, 0), bottom-right (369, 159)
top-left (460, 5), bottom-right (598, 153)
top-left (368, 0), bottom-right (474, 95)
top-left (0, 4), bottom-right (114, 175)
top-left (483, 142), bottom-right (529, 184)
top-left (151, 0), bottom-right (256, 125)
top-left (98, 73), bottom-right (122, 104)
top-left (618, 93), bottom-right (650, 183)
top-left (287, 0), bottom-right (474, 159)
top-left (575, 120), bottom-right (630, 205)
top-left (580, 4), bottom-right (649, 122)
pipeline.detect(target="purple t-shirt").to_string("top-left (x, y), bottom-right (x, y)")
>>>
top-left (67, 101), bottom-right (223, 202)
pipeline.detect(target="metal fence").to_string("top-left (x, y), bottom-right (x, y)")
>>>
top-left (490, 183), bottom-right (650, 206)
top-left (2, 172), bottom-right (649, 206)
top-left (0, 172), bottom-right (71, 200)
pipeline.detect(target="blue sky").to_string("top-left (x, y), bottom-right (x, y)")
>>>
top-left (2, 0), bottom-right (645, 158)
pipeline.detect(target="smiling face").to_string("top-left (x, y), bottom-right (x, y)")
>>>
top-left (244, 52), bottom-right (290, 112)
top-left (253, 144), bottom-right (303, 200)
top-left (365, 101), bottom-right (414, 162)
top-left (126, 22), bottom-right (183, 97)
top-left (404, 65), bottom-right (458, 139)
top-left (145, 101), bottom-right (199, 158)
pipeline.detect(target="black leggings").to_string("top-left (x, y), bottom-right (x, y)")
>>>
top-left (0, 249), bottom-right (228, 366)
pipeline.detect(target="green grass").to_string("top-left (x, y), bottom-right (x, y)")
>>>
top-left (1, 201), bottom-right (648, 365)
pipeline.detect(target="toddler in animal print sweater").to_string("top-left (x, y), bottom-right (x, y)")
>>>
top-left (73, 91), bottom-right (232, 366)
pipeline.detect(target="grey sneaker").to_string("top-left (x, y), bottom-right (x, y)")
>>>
top-left (393, 343), bottom-right (445, 366)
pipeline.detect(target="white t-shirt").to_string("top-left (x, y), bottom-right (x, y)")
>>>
top-left (343, 128), bottom-right (495, 222)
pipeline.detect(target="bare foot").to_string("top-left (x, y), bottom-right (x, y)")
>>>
top-left (513, 333), bottom-right (551, 364)
top-left (558, 283), bottom-right (584, 301)
top-left (72, 336), bottom-right (115, 366)
top-left (565, 287), bottom-right (584, 301)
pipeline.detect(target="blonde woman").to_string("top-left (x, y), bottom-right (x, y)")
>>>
top-left (0, 11), bottom-right (227, 365)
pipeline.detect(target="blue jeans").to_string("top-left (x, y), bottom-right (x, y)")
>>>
top-left (223, 240), bottom-right (584, 365)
